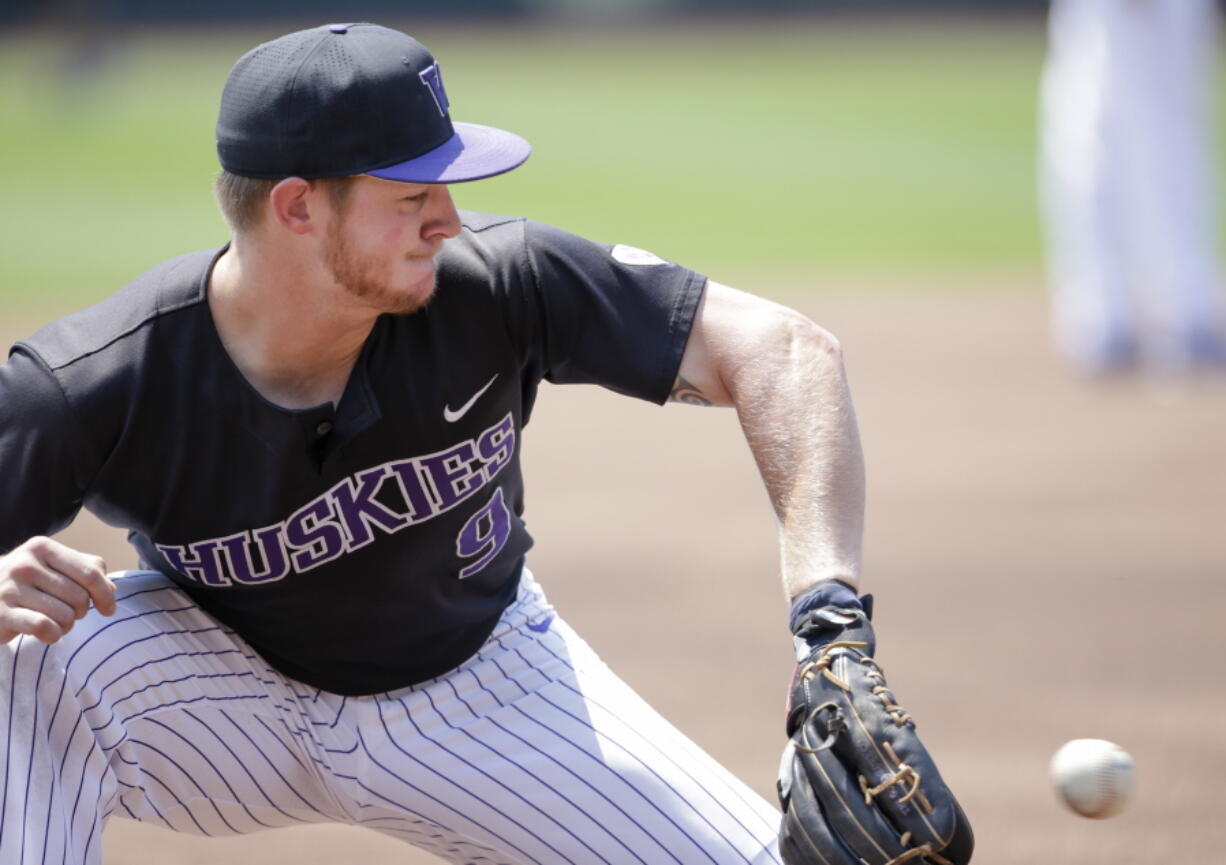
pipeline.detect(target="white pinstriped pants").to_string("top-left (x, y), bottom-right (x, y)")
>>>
top-left (0, 569), bottom-right (781, 865)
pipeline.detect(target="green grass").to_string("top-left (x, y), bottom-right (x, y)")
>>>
top-left (2, 18), bottom-right (1051, 313)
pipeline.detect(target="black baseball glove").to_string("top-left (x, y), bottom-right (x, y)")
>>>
top-left (776, 587), bottom-right (973, 865)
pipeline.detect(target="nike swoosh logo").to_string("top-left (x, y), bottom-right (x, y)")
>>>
top-left (527, 615), bottom-right (554, 633)
top-left (443, 374), bottom-right (498, 423)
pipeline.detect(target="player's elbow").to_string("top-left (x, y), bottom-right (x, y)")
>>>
top-left (718, 304), bottom-right (849, 407)
top-left (762, 306), bottom-right (846, 374)
top-left (702, 284), bottom-right (848, 394)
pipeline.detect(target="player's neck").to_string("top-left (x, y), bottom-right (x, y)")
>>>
top-left (207, 243), bottom-right (375, 410)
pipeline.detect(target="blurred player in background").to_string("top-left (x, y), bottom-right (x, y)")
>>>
top-left (1040, 0), bottom-right (1226, 375)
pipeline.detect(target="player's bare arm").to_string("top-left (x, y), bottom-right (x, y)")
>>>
top-left (0, 536), bottom-right (116, 644)
top-left (672, 279), bottom-right (865, 599)
top-left (679, 283), bottom-right (974, 863)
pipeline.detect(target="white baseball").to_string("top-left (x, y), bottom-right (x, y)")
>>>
top-left (1050, 738), bottom-right (1134, 818)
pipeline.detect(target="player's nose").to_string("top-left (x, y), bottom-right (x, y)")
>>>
top-left (424, 185), bottom-right (462, 241)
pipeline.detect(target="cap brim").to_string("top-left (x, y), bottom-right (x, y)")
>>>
top-left (366, 121), bottom-right (531, 184)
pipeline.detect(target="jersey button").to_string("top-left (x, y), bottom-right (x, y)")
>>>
top-left (315, 420), bottom-right (333, 437)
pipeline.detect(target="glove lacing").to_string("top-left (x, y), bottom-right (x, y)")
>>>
top-left (798, 640), bottom-right (950, 865)
top-left (858, 740), bottom-right (933, 812)
top-left (882, 844), bottom-right (953, 865)
top-left (798, 640), bottom-right (913, 727)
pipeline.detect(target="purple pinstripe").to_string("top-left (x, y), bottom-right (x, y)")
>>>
top-left (424, 678), bottom-right (659, 865)
top-left (527, 629), bottom-right (780, 852)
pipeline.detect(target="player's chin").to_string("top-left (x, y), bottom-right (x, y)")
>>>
top-left (345, 271), bottom-right (435, 316)
top-left (385, 274), bottom-right (438, 315)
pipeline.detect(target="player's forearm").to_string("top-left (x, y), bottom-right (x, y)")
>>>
top-left (729, 310), bottom-right (865, 599)
top-left (676, 283), bottom-right (866, 600)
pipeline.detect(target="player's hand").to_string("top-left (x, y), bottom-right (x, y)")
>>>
top-left (0, 536), bottom-right (116, 645)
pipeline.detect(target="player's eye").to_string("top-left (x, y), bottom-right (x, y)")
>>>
top-left (402, 192), bottom-right (428, 204)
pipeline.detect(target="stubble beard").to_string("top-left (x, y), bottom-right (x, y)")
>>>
top-left (323, 220), bottom-right (436, 316)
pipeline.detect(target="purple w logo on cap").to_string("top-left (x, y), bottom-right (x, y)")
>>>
top-left (419, 63), bottom-right (450, 117)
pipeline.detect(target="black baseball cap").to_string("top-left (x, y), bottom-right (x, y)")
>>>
top-left (216, 23), bottom-right (531, 183)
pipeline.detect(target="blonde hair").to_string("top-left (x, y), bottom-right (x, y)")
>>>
top-left (212, 171), bottom-right (357, 233)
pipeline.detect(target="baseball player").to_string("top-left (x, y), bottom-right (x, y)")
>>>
top-left (0, 24), bottom-right (971, 865)
top-left (1041, 0), bottom-right (1226, 373)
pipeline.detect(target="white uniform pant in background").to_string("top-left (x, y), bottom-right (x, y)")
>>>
top-left (1040, 0), bottom-right (1226, 372)
top-left (0, 570), bottom-right (781, 865)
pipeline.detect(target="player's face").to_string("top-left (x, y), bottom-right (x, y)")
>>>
top-left (320, 176), bottom-right (461, 315)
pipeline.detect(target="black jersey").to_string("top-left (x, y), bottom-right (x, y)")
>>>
top-left (0, 212), bottom-right (705, 694)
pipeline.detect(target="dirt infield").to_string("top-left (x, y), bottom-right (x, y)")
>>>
top-left (6, 285), bottom-right (1224, 864)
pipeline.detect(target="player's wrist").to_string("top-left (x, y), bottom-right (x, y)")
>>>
top-left (787, 579), bottom-right (861, 635)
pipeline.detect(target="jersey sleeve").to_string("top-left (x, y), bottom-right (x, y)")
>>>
top-left (0, 347), bottom-right (91, 554)
top-left (519, 220), bottom-right (706, 404)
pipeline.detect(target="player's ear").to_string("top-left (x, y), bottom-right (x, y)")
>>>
top-left (268, 177), bottom-right (316, 235)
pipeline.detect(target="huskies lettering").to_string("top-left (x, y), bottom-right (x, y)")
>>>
top-left (156, 412), bottom-right (517, 586)
top-left (285, 498), bottom-right (347, 573)
top-left (220, 526), bottom-right (290, 585)
top-left (160, 539), bottom-right (230, 587)
top-left (421, 441), bottom-right (483, 510)
top-left (477, 414), bottom-right (514, 476)
top-left (332, 466), bottom-right (410, 549)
